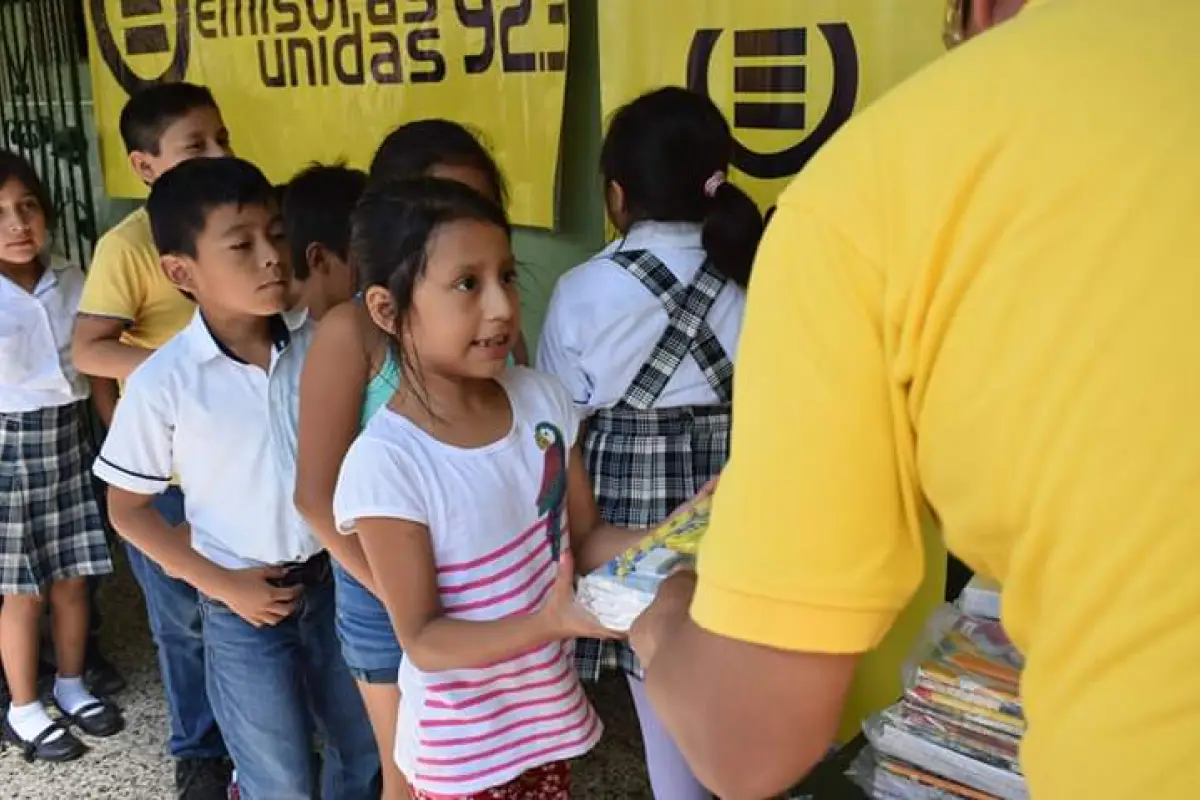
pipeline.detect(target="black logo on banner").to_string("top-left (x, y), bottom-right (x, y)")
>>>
top-left (90, 0), bottom-right (192, 95)
top-left (687, 24), bottom-right (859, 180)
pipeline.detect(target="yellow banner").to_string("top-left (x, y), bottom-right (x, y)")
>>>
top-left (599, 0), bottom-right (946, 215)
top-left (84, 0), bottom-right (569, 228)
top-left (600, 0), bottom-right (950, 742)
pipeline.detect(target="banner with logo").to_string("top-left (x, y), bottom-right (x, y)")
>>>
top-left (599, 0), bottom-right (949, 741)
top-left (599, 0), bottom-right (946, 215)
top-left (85, 0), bottom-right (570, 228)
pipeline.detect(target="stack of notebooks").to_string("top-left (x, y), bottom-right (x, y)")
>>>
top-left (576, 496), bottom-right (712, 632)
top-left (851, 611), bottom-right (1028, 800)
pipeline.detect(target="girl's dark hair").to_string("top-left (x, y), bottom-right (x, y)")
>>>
top-left (0, 149), bottom-right (55, 229)
top-left (601, 87), bottom-right (763, 288)
top-left (369, 119), bottom-right (508, 207)
top-left (351, 177), bottom-right (511, 403)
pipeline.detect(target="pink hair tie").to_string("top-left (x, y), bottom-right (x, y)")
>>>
top-left (703, 170), bottom-right (726, 198)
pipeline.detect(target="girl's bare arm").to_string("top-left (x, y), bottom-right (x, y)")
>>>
top-left (357, 517), bottom-right (614, 672)
top-left (295, 303), bottom-right (377, 591)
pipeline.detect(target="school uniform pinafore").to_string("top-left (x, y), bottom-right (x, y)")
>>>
top-left (574, 249), bottom-right (734, 681)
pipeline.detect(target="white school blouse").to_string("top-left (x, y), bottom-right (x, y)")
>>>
top-left (536, 221), bottom-right (746, 414)
top-left (0, 257), bottom-right (90, 413)
top-left (333, 367), bottom-right (601, 795)
top-left (94, 309), bottom-right (321, 569)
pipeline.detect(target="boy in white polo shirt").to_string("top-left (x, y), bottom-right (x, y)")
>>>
top-left (93, 157), bottom-right (378, 798)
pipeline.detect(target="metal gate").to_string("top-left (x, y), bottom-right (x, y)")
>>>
top-left (0, 0), bottom-right (97, 266)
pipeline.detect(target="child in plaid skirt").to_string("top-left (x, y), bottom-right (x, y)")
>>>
top-left (0, 151), bottom-right (123, 763)
top-left (538, 88), bottom-right (763, 799)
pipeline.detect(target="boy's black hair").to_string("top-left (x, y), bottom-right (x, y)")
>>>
top-left (281, 162), bottom-right (367, 281)
top-left (118, 82), bottom-right (219, 155)
top-left (369, 119), bottom-right (507, 206)
top-left (0, 149), bottom-right (55, 229)
top-left (601, 86), bottom-right (764, 288)
top-left (147, 157), bottom-right (276, 259)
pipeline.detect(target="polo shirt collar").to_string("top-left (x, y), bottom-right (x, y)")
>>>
top-left (183, 306), bottom-right (307, 364)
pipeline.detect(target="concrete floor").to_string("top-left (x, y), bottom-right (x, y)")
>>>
top-left (0, 557), bottom-right (655, 799)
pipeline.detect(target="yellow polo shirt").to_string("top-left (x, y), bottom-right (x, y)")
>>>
top-left (79, 207), bottom-right (194, 354)
top-left (693, 1), bottom-right (1200, 796)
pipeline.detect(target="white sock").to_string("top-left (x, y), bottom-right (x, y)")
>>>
top-left (53, 675), bottom-right (102, 718)
top-left (7, 700), bottom-right (63, 743)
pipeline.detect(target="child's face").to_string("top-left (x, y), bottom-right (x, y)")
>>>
top-left (132, 106), bottom-right (232, 185)
top-left (164, 201), bottom-right (291, 317)
top-left (0, 178), bottom-right (47, 266)
top-left (369, 218), bottom-right (518, 381)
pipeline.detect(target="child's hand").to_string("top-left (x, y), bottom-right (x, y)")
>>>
top-left (540, 553), bottom-right (623, 641)
top-left (212, 566), bottom-right (303, 627)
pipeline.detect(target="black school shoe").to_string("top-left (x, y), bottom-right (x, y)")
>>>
top-left (0, 716), bottom-right (87, 763)
top-left (84, 650), bottom-right (127, 697)
top-left (176, 757), bottom-right (235, 800)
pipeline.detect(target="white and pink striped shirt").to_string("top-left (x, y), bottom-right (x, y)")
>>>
top-left (333, 367), bottom-right (600, 795)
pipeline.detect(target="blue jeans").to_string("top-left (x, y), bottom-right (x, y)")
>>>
top-left (124, 487), bottom-right (226, 760)
top-left (332, 560), bottom-right (403, 684)
top-left (200, 569), bottom-right (380, 799)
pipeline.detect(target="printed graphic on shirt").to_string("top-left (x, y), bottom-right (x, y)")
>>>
top-left (534, 422), bottom-right (567, 560)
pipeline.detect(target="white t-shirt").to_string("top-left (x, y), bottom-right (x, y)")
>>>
top-left (0, 257), bottom-right (90, 413)
top-left (95, 309), bottom-right (321, 569)
top-left (333, 367), bottom-right (601, 795)
top-left (537, 221), bottom-right (746, 414)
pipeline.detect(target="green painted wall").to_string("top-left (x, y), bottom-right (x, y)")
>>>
top-left (512, 0), bottom-right (606, 351)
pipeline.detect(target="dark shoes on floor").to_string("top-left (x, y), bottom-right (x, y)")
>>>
top-left (84, 652), bottom-right (128, 697)
top-left (1, 716), bottom-right (88, 763)
top-left (53, 697), bottom-right (125, 738)
top-left (176, 757), bottom-right (235, 800)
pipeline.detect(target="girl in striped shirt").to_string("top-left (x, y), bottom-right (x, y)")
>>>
top-left (332, 177), bottom-right (668, 799)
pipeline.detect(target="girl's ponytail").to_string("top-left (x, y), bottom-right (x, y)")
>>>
top-left (701, 171), bottom-right (764, 289)
top-left (601, 87), bottom-right (764, 289)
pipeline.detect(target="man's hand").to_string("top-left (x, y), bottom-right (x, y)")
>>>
top-left (630, 570), bottom-right (697, 669)
top-left (210, 566), bottom-right (302, 627)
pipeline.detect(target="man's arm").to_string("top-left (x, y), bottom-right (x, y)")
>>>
top-left (628, 181), bottom-right (928, 798)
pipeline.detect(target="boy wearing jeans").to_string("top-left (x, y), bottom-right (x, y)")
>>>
top-left (94, 157), bottom-right (378, 799)
top-left (72, 82), bottom-right (232, 798)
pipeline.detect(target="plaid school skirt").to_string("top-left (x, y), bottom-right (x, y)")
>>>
top-left (0, 402), bottom-right (112, 595)
top-left (576, 403), bottom-right (731, 682)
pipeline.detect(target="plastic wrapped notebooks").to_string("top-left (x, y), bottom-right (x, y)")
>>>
top-left (852, 609), bottom-right (1028, 800)
top-left (577, 496), bottom-right (712, 632)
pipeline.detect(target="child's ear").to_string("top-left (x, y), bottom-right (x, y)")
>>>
top-left (160, 254), bottom-right (198, 295)
top-left (605, 180), bottom-right (629, 230)
top-left (129, 151), bottom-right (158, 186)
top-left (305, 242), bottom-right (326, 277)
top-left (363, 285), bottom-right (398, 335)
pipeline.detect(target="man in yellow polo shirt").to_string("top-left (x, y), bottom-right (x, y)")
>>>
top-left (629, 1), bottom-right (1200, 798)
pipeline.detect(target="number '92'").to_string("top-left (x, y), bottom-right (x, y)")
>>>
top-left (453, 0), bottom-right (568, 75)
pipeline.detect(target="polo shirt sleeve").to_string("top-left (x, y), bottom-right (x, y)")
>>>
top-left (691, 195), bottom-right (925, 655)
top-left (93, 365), bottom-right (174, 496)
top-left (535, 281), bottom-right (591, 407)
top-left (78, 230), bottom-right (145, 323)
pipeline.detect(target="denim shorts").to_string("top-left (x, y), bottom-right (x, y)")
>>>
top-left (331, 560), bottom-right (402, 684)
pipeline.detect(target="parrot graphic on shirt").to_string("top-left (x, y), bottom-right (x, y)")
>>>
top-left (534, 422), bottom-right (567, 560)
